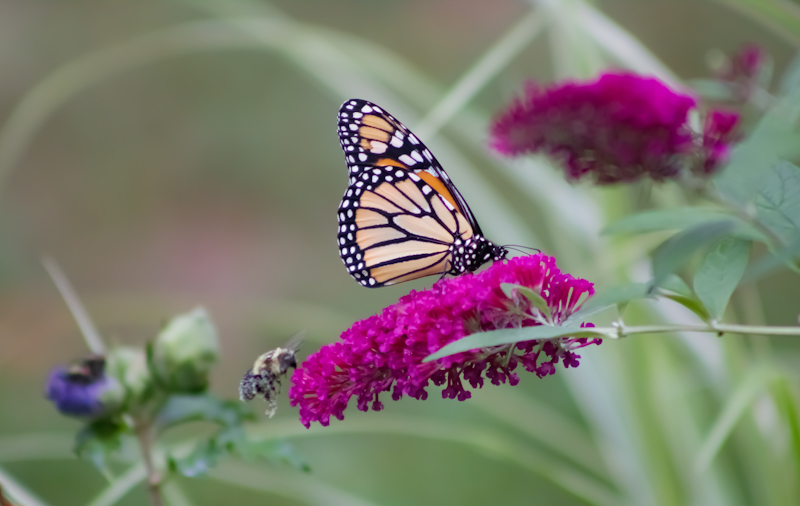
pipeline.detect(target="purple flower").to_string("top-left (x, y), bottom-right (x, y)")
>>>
top-left (46, 356), bottom-right (123, 418)
top-left (490, 73), bottom-right (698, 183)
top-left (718, 43), bottom-right (767, 101)
top-left (700, 110), bottom-right (740, 174)
top-left (289, 254), bottom-right (600, 428)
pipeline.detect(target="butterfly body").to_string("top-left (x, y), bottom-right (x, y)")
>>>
top-left (336, 99), bottom-right (506, 288)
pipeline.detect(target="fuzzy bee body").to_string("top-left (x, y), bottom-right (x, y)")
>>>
top-left (239, 333), bottom-right (303, 417)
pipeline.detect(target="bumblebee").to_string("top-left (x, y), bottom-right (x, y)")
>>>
top-left (239, 333), bottom-right (303, 417)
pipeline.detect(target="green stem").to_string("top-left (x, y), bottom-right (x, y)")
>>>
top-left (594, 322), bottom-right (800, 339)
top-left (133, 420), bottom-right (163, 506)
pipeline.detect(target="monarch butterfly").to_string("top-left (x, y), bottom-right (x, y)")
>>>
top-left (336, 99), bottom-right (507, 288)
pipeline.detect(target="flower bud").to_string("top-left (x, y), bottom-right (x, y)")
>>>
top-left (45, 356), bottom-right (125, 419)
top-left (152, 307), bottom-right (219, 392)
top-left (106, 346), bottom-right (152, 404)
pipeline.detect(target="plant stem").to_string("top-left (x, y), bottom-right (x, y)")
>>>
top-left (133, 420), bottom-right (163, 506)
top-left (593, 322), bottom-right (800, 339)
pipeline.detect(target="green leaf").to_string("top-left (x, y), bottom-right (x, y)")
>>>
top-left (501, 283), bottom-right (552, 322)
top-left (754, 161), bottom-right (800, 245)
top-left (686, 78), bottom-right (736, 101)
top-left (564, 283), bottom-right (650, 324)
top-left (170, 427), bottom-right (311, 478)
top-left (75, 418), bottom-right (130, 478)
top-left (657, 274), bottom-right (693, 297)
top-left (423, 326), bottom-right (605, 362)
top-left (693, 238), bottom-right (751, 320)
top-left (155, 394), bottom-right (254, 430)
top-left (650, 220), bottom-right (737, 289)
top-left (601, 207), bottom-right (731, 236)
top-left (169, 438), bottom-right (225, 478)
top-left (714, 88), bottom-right (800, 205)
top-left (237, 439), bottom-right (311, 473)
top-left (661, 294), bottom-right (710, 321)
top-left (771, 376), bottom-right (800, 487)
top-left (695, 368), bottom-right (774, 472)
top-left (779, 49), bottom-right (800, 97)
top-left (744, 235), bottom-right (800, 281)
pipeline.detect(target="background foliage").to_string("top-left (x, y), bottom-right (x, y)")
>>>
top-left (1, 1), bottom-right (800, 505)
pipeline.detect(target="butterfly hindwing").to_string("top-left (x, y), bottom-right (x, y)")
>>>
top-left (336, 99), bottom-right (504, 287)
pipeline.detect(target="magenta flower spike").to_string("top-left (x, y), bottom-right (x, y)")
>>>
top-left (289, 254), bottom-right (600, 428)
top-left (700, 109), bottom-right (740, 175)
top-left (491, 73), bottom-right (717, 183)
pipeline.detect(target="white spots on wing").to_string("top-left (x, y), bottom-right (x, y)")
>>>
top-left (409, 134), bottom-right (420, 144)
top-left (399, 154), bottom-right (416, 166)
top-left (411, 150), bottom-right (424, 163)
top-left (372, 175), bottom-right (379, 183)
top-left (361, 105), bottom-right (373, 113)
top-left (349, 123), bottom-right (358, 131)
top-left (390, 136), bottom-right (404, 148)
top-left (395, 170), bottom-right (405, 178)
top-left (423, 149), bottom-right (432, 160)
top-left (358, 153), bottom-right (367, 162)
top-left (422, 186), bottom-right (432, 195)
top-left (370, 141), bottom-right (388, 154)
top-left (353, 112), bottom-right (363, 118)
top-left (408, 173), bottom-right (421, 182)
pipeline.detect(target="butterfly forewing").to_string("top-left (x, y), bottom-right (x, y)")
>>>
top-left (336, 99), bottom-right (501, 287)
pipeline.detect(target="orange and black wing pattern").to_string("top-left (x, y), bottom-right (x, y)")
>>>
top-left (336, 99), bottom-right (504, 287)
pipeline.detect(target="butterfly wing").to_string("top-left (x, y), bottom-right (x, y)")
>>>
top-left (337, 99), bottom-right (480, 287)
top-left (337, 99), bottom-right (483, 234)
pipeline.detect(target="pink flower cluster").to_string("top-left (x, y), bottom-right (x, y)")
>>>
top-left (490, 73), bottom-right (739, 182)
top-left (701, 110), bottom-right (740, 174)
top-left (289, 254), bottom-right (600, 428)
top-left (719, 43), bottom-right (767, 101)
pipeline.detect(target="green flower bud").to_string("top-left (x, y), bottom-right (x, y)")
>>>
top-left (152, 307), bottom-right (219, 392)
top-left (106, 346), bottom-right (152, 405)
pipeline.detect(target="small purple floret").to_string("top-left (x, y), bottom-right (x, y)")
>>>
top-left (289, 254), bottom-right (601, 428)
top-left (45, 357), bottom-right (116, 418)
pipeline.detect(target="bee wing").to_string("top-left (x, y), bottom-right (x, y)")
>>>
top-left (284, 330), bottom-right (306, 352)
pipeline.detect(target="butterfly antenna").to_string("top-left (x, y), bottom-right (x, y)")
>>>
top-left (503, 244), bottom-right (541, 254)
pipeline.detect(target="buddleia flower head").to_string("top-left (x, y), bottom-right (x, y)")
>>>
top-left (289, 254), bottom-right (600, 428)
top-left (490, 72), bottom-right (739, 183)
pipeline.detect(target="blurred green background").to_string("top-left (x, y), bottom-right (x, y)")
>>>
top-left (2, 1), bottom-right (800, 505)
